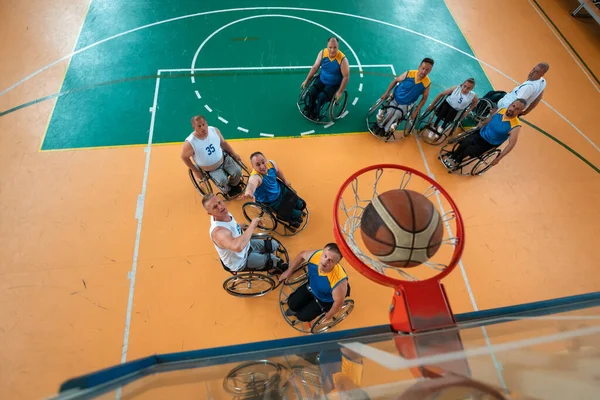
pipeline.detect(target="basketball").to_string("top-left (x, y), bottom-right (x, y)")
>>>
top-left (359, 189), bottom-right (443, 268)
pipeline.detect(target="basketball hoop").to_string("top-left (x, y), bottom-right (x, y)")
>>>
top-left (333, 164), bottom-right (465, 333)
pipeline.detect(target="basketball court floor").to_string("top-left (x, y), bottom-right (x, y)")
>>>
top-left (1, 0), bottom-right (599, 398)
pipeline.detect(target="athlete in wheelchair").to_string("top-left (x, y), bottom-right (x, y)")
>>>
top-left (461, 89), bottom-right (507, 129)
top-left (417, 78), bottom-right (479, 145)
top-left (278, 244), bottom-right (354, 334)
top-left (367, 58), bottom-right (433, 142)
top-left (203, 193), bottom-right (289, 297)
top-left (182, 115), bottom-right (249, 200)
top-left (439, 99), bottom-right (526, 176)
top-left (298, 37), bottom-right (349, 123)
top-left (240, 151), bottom-right (309, 236)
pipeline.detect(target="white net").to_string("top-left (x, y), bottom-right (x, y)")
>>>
top-left (336, 167), bottom-right (462, 282)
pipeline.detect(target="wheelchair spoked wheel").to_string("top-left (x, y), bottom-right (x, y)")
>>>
top-left (223, 360), bottom-right (284, 397)
top-left (189, 168), bottom-right (212, 195)
top-left (328, 91), bottom-right (348, 121)
top-left (310, 299), bottom-right (355, 334)
top-left (279, 264), bottom-right (313, 334)
top-left (242, 202), bottom-right (278, 232)
top-left (472, 148), bottom-right (501, 176)
top-left (366, 97), bottom-right (403, 143)
top-left (223, 272), bottom-right (278, 298)
top-left (297, 75), bottom-right (331, 125)
top-left (217, 156), bottom-right (252, 201)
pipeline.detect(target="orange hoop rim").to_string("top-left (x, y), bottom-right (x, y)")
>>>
top-left (333, 164), bottom-right (465, 287)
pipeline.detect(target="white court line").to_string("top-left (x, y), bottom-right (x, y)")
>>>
top-left (358, 83), bottom-right (363, 92)
top-left (527, 0), bottom-right (600, 94)
top-left (194, 90), bottom-right (201, 99)
top-left (414, 136), bottom-right (507, 389)
top-left (2, 5), bottom-right (597, 155)
top-left (159, 64), bottom-right (389, 73)
top-left (204, 104), bottom-right (212, 112)
top-left (339, 110), bottom-right (349, 118)
top-left (324, 122), bottom-right (335, 129)
top-left (300, 130), bottom-right (315, 136)
top-left (259, 133), bottom-right (274, 137)
top-left (237, 126), bottom-right (249, 133)
top-left (217, 116), bottom-right (228, 124)
top-left (341, 323), bottom-right (600, 370)
top-left (120, 73), bottom-right (161, 366)
top-left (352, 97), bottom-right (359, 106)
top-left (390, 65), bottom-right (397, 76)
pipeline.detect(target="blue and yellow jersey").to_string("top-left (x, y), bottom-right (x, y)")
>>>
top-left (319, 349), bottom-right (364, 398)
top-left (319, 48), bottom-right (346, 87)
top-left (393, 70), bottom-right (431, 105)
top-left (250, 161), bottom-right (280, 203)
top-left (307, 250), bottom-right (347, 303)
top-left (479, 108), bottom-right (521, 146)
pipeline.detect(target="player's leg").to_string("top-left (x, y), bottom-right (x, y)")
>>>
top-left (222, 155), bottom-right (242, 187)
top-left (207, 167), bottom-right (230, 192)
top-left (308, 79), bottom-right (326, 117)
top-left (296, 298), bottom-right (332, 322)
top-left (286, 283), bottom-right (314, 315)
top-left (245, 239), bottom-right (282, 269)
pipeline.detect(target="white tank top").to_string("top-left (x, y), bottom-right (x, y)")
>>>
top-left (209, 214), bottom-right (250, 271)
top-left (185, 126), bottom-right (223, 167)
top-left (497, 78), bottom-right (546, 110)
top-left (445, 86), bottom-right (476, 111)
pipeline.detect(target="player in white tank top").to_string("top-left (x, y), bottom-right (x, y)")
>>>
top-left (186, 126), bottom-right (223, 168)
top-left (209, 213), bottom-right (250, 271)
top-left (424, 78), bottom-right (479, 134)
top-left (497, 62), bottom-right (549, 115)
top-left (181, 115), bottom-right (244, 195)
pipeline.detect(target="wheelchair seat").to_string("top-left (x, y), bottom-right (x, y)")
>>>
top-left (416, 95), bottom-right (472, 146)
top-left (297, 74), bottom-right (348, 124)
top-left (221, 234), bottom-right (290, 297)
top-left (242, 180), bottom-right (310, 236)
top-left (278, 263), bottom-right (354, 334)
top-left (366, 93), bottom-right (420, 142)
top-left (438, 129), bottom-right (502, 176)
top-left (188, 151), bottom-right (251, 200)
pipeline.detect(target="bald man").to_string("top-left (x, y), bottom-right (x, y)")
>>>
top-left (497, 62), bottom-right (549, 117)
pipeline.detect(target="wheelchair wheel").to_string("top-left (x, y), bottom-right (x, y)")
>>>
top-left (242, 202), bottom-right (278, 232)
top-left (472, 148), bottom-right (501, 176)
top-left (310, 299), bottom-right (355, 334)
top-left (402, 103), bottom-right (421, 137)
top-left (329, 91), bottom-right (348, 121)
top-left (188, 168), bottom-right (212, 195)
top-left (223, 272), bottom-right (278, 297)
top-left (218, 154), bottom-right (252, 201)
top-left (365, 96), bottom-right (403, 142)
top-left (223, 360), bottom-right (284, 397)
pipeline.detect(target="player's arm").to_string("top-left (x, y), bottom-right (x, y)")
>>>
top-left (302, 50), bottom-right (323, 88)
top-left (215, 127), bottom-right (241, 161)
top-left (273, 161), bottom-right (291, 186)
top-left (240, 174), bottom-right (262, 201)
top-left (520, 90), bottom-right (544, 116)
top-left (426, 86), bottom-right (455, 111)
top-left (323, 280), bottom-right (348, 320)
top-left (464, 94), bottom-right (479, 117)
top-left (181, 141), bottom-right (200, 173)
top-left (414, 85), bottom-right (430, 114)
top-left (212, 219), bottom-right (259, 253)
top-left (493, 127), bottom-right (520, 165)
top-left (381, 71), bottom-right (407, 99)
top-left (335, 58), bottom-right (350, 100)
top-left (279, 249), bottom-right (315, 282)
top-left (476, 112), bottom-right (494, 129)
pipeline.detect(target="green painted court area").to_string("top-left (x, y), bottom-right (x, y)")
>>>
top-left (41, 0), bottom-right (494, 150)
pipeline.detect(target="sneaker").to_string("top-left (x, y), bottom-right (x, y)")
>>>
top-left (285, 308), bottom-right (296, 317)
top-left (390, 122), bottom-right (398, 132)
top-left (227, 184), bottom-right (243, 196)
top-left (376, 109), bottom-right (385, 124)
top-left (437, 126), bottom-right (444, 134)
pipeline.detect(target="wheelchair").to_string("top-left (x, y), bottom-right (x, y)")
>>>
top-left (279, 262), bottom-right (354, 334)
top-left (416, 95), bottom-right (471, 146)
top-left (438, 129), bottom-right (502, 176)
top-left (297, 74), bottom-right (348, 124)
top-left (366, 92), bottom-right (421, 142)
top-left (222, 233), bottom-right (290, 297)
top-left (188, 151), bottom-right (251, 201)
top-left (223, 360), bottom-right (287, 400)
top-left (460, 90), bottom-right (506, 129)
top-left (242, 179), bottom-right (310, 236)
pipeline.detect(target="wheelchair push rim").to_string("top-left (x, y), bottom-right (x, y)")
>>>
top-left (188, 168), bottom-right (212, 195)
top-left (310, 299), bottom-right (355, 334)
top-left (223, 272), bottom-right (278, 297)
